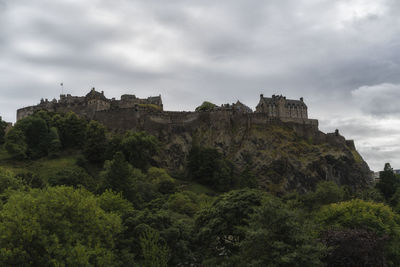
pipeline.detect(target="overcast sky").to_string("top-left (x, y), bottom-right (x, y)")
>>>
top-left (1, 0), bottom-right (400, 171)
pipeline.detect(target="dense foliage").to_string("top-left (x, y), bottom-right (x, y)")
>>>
top-left (195, 101), bottom-right (217, 112)
top-left (1, 110), bottom-right (400, 266)
top-left (0, 187), bottom-right (123, 266)
top-left (0, 118), bottom-right (7, 144)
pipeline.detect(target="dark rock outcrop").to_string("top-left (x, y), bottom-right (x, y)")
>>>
top-left (94, 109), bottom-right (372, 193)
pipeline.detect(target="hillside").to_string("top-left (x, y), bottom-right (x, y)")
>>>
top-left (95, 111), bottom-right (372, 193)
top-left (185, 120), bottom-right (371, 193)
top-left (1, 110), bottom-right (398, 267)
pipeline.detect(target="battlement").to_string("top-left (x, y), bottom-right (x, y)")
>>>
top-left (16, 88), bottom-right (163, 121)
top-left (16, 90), bottom-right (317, 134)
top-left (256, 94), bottom-right (308, 119)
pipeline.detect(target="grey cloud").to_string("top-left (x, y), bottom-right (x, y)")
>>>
top-left (351, 83), bottom-right (400, 116)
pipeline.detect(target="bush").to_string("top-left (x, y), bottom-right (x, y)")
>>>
top-left (317, 199), bottom-right (400, 266)
top-left (0, 118), bottom-right (7, 144)
top-left (188, 146), bottom-right (234, 191)
top-left (195, 101), bottom-right (217, 112)
top-left (235, 197), bottom-right (326, 267)
top-left (48, 166), bottom-right (96, 191)
top-left (84, 120), bottom-right (107, 163)
top-left (4, 128), bottom-right (27, 159)
top-left (121, 132), bottom-right (159, 171)
top-left (0, 186), bottom-right (123, 266)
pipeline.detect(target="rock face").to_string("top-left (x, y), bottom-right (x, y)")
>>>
top-left (94, 109), bottom-right (372, 193)
top-left (16, 89), bottom-right (371, 192)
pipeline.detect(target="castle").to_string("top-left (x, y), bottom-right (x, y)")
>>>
top-left (256, 94), bottom-right (308, 119)
top-left (17, 88), bottom-right (163, 121)
top-left (17, 89), bottom-right (309, 122)
top-left (16, 88), bottom-right (359, 153)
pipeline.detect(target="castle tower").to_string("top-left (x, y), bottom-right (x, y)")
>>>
top-left (256, 94), bottom-right (308, 119)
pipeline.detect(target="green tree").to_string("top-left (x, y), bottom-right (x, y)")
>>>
top-left (58, 112), bottom-right (86, 149)
top-left (0, 168), bottom-right (24, 201)
top-left (317, 199), bottom-right (400, 266)
top-left (48, 166), bottom-right (96, 191)
top-left (122, 209), bottom-right (193, 266)
top-left (140, 228), bottom-right (169, 267)
top-left (15, 116), bottom-right (50, 158)
top-left (4, 127), bottom-right (27, 159)
top-left (376, 163), bottom-right (400, 200)
top-left (0, 186), bottom-right (123, 266)
top-left (194, 189), bottom-right (263, 263)
top-left (301, 181), bottom-right (345, 210)
top-left (147, 167), bottom-right (176, 194)
top-left (234, 197), bottom-right (326, 267)
top-left (47, 127), bottom-right (61, 157)
top-left (101, 151), bottom-right (133, 195)
top-left (84, 120), bottom-right (107, 163)
top-left (195, 101), bottom-right (217, 112)
top-left (0, 117), bottom-right (7, 144)
top-left (98, 189), bottom-right (134, 217)
top-left (168, 191), bottom-right (199, 216)
top-left (188, 145), bottom-right (234, 191)
top-left (121, 131), bottom-right (159, 171)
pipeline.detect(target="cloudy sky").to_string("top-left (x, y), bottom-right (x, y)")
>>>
top-left (1, 0), bottom-right (400, 171)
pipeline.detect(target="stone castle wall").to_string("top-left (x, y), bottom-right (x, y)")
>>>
top-left (15, 90), bottom-right (357, 154)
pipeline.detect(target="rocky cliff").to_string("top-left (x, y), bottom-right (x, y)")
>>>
top-left (94, 109), bottom-right (372, 193)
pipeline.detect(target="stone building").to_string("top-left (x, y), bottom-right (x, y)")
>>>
top-left (255, 94), bottom-right (308, 119)
top-left (17, 88), bottom-right (163, 121)
top-left (218, 101), bottom-right (252, 113)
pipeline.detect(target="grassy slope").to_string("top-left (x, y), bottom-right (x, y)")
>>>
top-left (0, 145), bottom-right (216, 196)
top-left (0, 145), bottom-right (80, 181)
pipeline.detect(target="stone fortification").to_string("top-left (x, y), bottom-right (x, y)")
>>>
top-left (16, 88), bottom-right (355, 149)
top-left (256, 94), bottom-right (308, 119)
top-left (17, 88), bottom-right (163, 121)
top-left (17, 89), bottom-right (308, 124)
top-left (15, 89), bottom-right (371, 190)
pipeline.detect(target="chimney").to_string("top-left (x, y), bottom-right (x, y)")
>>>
top-left (260, 94), bottom-right (264, 99)
top-left (300, 97), bottom-right (304, 102)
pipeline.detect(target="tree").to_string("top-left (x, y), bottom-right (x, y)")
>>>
top-left (188, 146), bottom-right (234, 191)
top-left (121, 132), bottom-right (159, 171)
top-left (168, 191), bottom-right (198, 216)
top-left (48, 166), bottom-right (96, 191)
top-left (140, 228), bottom-right (169, 267)
top-left (317, 199), bottom-right (400, 266)
top-left (0, 186), bottom-right (123, 266)
top-left (376, 162), bottom-right (400, 200)
top-left (58, 112), bottom-right (86, 149)
top-left (122, 208), bottom-right (194, 266)
top-left (47, 127), bottom-right (61, 157)
top-left (0, 117), bottom-right (7, 144)
top-left (4, 116), bottom-right (51, 159)
top-left (0, 168), bottom-right (24, 201)
top-left (98, 189), bottom-right (134, 217)
top-left (4, 127), bottom-right (27, 159)
top-left (321, 229), bottom-right (386, 267)
top-left (101, 152), bottom-right (133, 195)
top-left (147, 167), bottom-right (176, 194)
top-left (15, 116), bottom-right (50, 158)
top-left (84, 120), bottom-right (107, 163)
top-left (195, 101), bottom-right (217, 112)
top-left (300, 181), bottom-right (345, 210)
top-left (194, 189), bottom-right (263, 263)
top-left (234, 197), bottom-right (326, 267)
